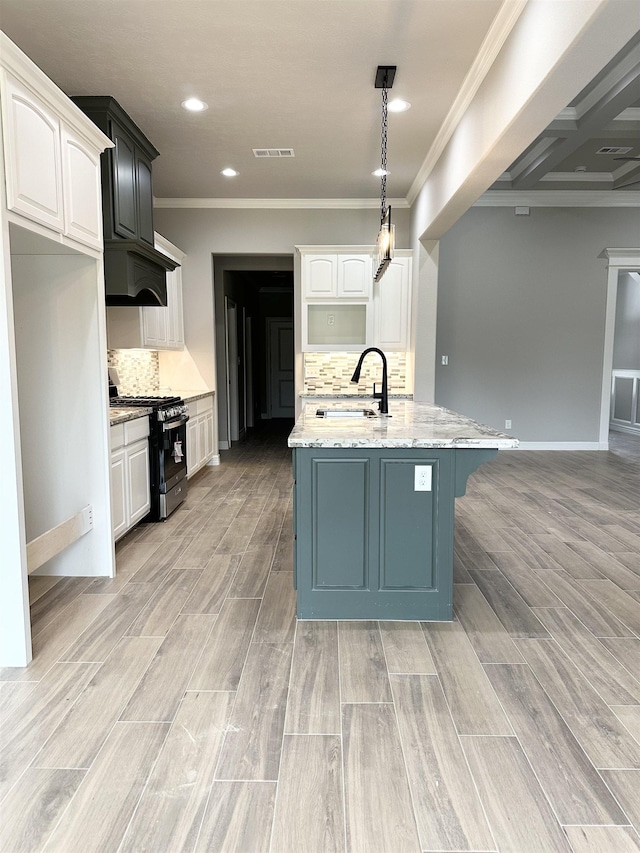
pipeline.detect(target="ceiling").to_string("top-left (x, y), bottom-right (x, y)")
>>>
top-left (0, 1), bottom-right (638, 202)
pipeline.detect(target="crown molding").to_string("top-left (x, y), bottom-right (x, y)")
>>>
top-left (475, 190), bottom-right (640, 207)
top-left (153, 197), bottom-right (410, 210)
top-left (405, 0), bottom-right (528, 206)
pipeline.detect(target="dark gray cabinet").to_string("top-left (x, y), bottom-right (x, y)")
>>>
top-left (292, 446), bottom-right (497, 620)
top-left (71, 96), bottom-right (158, 245)
top-left (71, 96), bottom-right (176, 305)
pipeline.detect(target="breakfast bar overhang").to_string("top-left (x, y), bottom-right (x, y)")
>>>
top-left (288, 400), bottom-right (518, 620)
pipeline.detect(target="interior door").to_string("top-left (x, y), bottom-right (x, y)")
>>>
top-left (225, 298), bottom-right (239, 442)
top-left (268, 318), bottom-right (294, 418)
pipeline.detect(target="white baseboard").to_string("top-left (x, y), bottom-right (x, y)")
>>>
top-left (207, 455), bottom-right (221, 466)
top-left (610, 423), bottom-right (640, 436)
top-left (218, 440), bottom-right (230, 450)
top-left (513, 441), bottom-right (602, 451)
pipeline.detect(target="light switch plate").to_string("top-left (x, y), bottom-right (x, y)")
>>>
top-left (414, 465), bottom-right (432, 491)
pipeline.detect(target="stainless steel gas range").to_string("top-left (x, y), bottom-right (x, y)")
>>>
top-left (110, 395), bottom-right (189, 520)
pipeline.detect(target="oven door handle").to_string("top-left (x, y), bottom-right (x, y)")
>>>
top-left (162, 414), bottom-right (190, 432)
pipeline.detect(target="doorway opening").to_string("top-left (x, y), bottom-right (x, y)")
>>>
top-left (599, 250), bottom-right (640, 454)
top-left (214, 256), bottom-right (294, 449)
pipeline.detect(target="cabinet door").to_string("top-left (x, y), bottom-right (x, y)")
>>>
top-left (374, 256), bottom-right (411, 351)
top-left (303, 255), bottom-right (337, 296)
top-left (166, 266), bottom-right (185, 348)
top-left (61, 125), bottom-right (102, 250)
top-left (127, 440), bottom-right (151, 526)
top-left (136, 149), bottom-right (154, 244)
top-left (2, 73), bottom-right (64, 232)
top-left (197, 416), bottom-right (207, 468)
top-left (338, 255), bottom-right (372, 298)
top-left (204, 411), bottom-right (214, 460)
top-left (110, 448), bottom-right (128, 541)
top-left (142, 304), bottom-right (168, 348)
top-left (111, 121), bottom-right (137, 239)
top-left (186, 417), bottom-right (198, 476)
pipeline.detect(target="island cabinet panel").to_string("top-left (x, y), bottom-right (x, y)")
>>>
top-left (293, 448), bottom-right (454, 620)
top-left (313, 458), bottom-right (369, 590)
top-left (379, 458), bottom-right (440, 590)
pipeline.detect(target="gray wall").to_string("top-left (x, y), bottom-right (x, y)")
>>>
top-left (432, 206), bottom-right (640, 443)
top-left (613, 272), bottom-right (640, 370)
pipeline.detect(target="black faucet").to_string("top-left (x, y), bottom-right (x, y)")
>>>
top-left (351, 347), bottom-right (389, 414)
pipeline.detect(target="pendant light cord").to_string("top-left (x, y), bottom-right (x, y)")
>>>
top-left (380, 79), bottom-right (388, 223)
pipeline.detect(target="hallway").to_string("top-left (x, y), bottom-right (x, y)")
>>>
top-left (1, 425), bottom-right (640, 852)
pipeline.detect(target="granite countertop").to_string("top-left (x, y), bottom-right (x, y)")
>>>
top-left (173, 389), bottom-right (215, 403)
top-left (288, 399), bottom-right (519, 449)
top-left (109, 407), bottom-right (152, 426)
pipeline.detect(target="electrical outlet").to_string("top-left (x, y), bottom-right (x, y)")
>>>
top-left (327, 314), bottom-right (335, 326)
top-left (441, 355), bottom-right (448, 365)
top-left (414, 465), bottom-right (432, 491)
top-left (505, 419), bottom-right (512, 430)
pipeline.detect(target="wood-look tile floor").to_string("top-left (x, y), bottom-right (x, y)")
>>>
top-left (2, 424), bottom-right (640, 852)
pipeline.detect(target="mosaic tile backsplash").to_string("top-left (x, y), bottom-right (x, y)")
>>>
top-left (108, 349), bottom-right (159, 396)
top-left (303, 352), bottom-right (407, 395)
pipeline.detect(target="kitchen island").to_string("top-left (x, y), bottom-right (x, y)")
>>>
top-left (288, 400), bottom-right (518, 620)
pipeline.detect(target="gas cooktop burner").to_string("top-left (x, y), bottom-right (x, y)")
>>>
top-left (110, 396), bottom-right (182, 408)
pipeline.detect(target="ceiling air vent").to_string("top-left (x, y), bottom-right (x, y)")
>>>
top-left (253, 148), bottom-right (295, 158)
top-left (596, 146), bottom-right (633, 155)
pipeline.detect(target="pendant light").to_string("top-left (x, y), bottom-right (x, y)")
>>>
top-left (374, 65), bottom-right (396, 283)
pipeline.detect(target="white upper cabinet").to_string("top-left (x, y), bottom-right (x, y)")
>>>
top-left (2, 74), bottom-right (64, 232)
top-left (298, 245), bottom-right (410, 352)
top-left (373, 253), bottom-right (412, 351)
top-left (61, 126), bottom-right (103, 249)
top-left (0, 35), bottom-right (111, 252)
top-left (302, 251), bottom-right (373, 299)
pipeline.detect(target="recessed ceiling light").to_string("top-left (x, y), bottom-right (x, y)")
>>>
top-left (221, 167), bottom-right (239, 177)
top-left (388, 99), bottom-right (411, 113)
top-left (372, 168), bottom-right (389, 177)
top-left (181, 98), bottom-right (208, 112)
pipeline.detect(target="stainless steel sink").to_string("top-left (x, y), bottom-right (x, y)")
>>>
top-left (316, 408), bottom-right (377, 418)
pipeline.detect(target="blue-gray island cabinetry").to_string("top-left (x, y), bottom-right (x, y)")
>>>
top-left (288, 400), bottom-right (518, 620)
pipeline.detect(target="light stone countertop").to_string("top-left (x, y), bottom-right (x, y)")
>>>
top-left (173, 389), bottom-right (215, 403)
top-left (109, 407), bottom-right (152, 426)
top-left (288, 399), bottom-right (519, 449)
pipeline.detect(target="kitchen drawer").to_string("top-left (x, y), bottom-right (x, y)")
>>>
top-left (195, 395), bottom-right (214, 415)
top-left (124, 416), bottom-right (150, 444)
top-left (110, 423), bottom-right (125, 451)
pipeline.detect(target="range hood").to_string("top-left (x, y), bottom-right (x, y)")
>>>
top-left (71, 96), bottom-right (178, 306)
top-left (104, 240), bottom-right (177, 306)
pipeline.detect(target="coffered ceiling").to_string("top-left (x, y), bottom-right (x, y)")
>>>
top-left (0, 1), bottom-right (638, 202)
top-left (491, 33), bottom-right (640, 193)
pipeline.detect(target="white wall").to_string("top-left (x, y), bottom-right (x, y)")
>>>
top-left (430, 206), bottom-right (640, 444)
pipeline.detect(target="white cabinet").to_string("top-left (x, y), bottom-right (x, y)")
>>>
top-left (301, 251), bottom-right (372, 299)
top-left (0, 68), bottom-right (108, 250)
top-left (186, 395), bottom-right (215, 477)
top-left (61, 126), bottom-right (103, 249)
top-left (106, 233), bottom-right (185, 350)
top-left (110, 449), bottom-right (128, 541)
top-left (110, 417), bottom-right (150, 541)
top-left (373, 252), bottom-right (412, 351)
top-left (299, 246), bottom-right (411, 352)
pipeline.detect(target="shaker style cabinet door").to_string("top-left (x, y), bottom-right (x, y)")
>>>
top-left (136, 150), bottom-right (154, 244)
top-left (61, 125), bottom-right (103, 250)
top-left (2, 73), bottom-right (64, 232)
